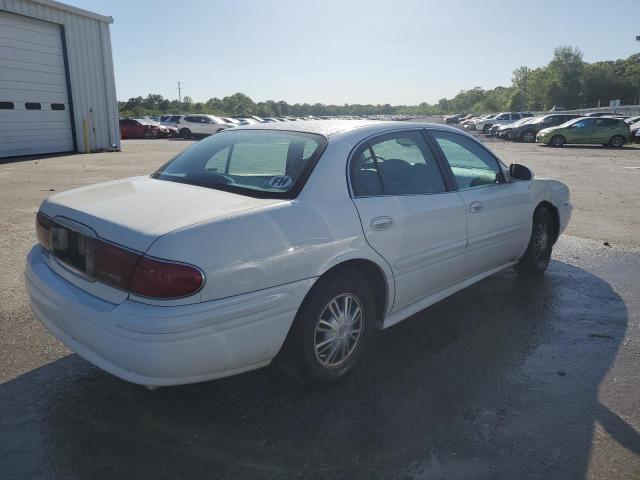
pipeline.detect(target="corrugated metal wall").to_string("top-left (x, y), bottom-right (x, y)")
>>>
top-left (0, 0), bottom-right (119, 152)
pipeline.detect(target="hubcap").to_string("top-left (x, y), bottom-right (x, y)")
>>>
top-left (612, 136), bottom-right (623, 147)
top-left (314, 293), bottom-right (364, 368)
top-left (533, 221), bottom-right (550, 265)
top-left (523, 132), bottom-right (534, 142)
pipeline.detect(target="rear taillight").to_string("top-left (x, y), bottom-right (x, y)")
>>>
top-left (93, 240), bottom-right (141, 291)
top-left (129, 257), bottom-right (204, 299)
top-left (35, 211), bottom-right (204, 299)
top-left (36, 212), bottom-right (52, 250)
top-left (94, 242), bottom-right (203, 298)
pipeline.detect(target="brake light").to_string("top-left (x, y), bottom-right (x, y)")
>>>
top-left (35, 211), bottom-right (203, 299)
top-left (36, 212), bottom-right (52, 250)
top-left (129, 257), bottom-right (204, 299)
top-left (93, 240), bottom-right (141, 290)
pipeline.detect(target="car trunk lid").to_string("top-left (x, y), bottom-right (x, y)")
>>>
top-left (40, 176), bottom-right (284, 253)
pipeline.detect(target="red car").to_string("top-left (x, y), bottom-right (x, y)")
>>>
top-left (119, 118), bottom-right (176, 139)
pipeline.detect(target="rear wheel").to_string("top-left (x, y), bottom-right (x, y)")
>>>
top-left (179, 128), bottom-right (192, 139)
top-left (483, 124), bottom-right (491, 134)
top-left (276, 269), bottom-right (376, 384)
top-left (515, 207), bottom-right (555, 276)
top-left (143, 128), bottom-right (153, 139)
top-left (609, 135), bottom-right (625, 148)
top-left (521, 130), bottom-right (536, 143)
top-left (549, 135), bottom-right (565, 147)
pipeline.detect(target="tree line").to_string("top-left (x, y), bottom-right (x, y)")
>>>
top-left (118, 47), bottom-right (640, 118)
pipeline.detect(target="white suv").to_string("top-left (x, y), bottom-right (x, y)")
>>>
top-left (176, 115), bottom-right (235, 138)
top-left (475, 112), bottom-right (532, 133)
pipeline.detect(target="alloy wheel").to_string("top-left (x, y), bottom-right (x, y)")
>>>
top-left (314, 293), bottom-right (364, 368)
top-left (533, 221), bottom-right (551, 266)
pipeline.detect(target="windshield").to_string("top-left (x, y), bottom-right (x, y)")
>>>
top-left (152, 130), bottom-right (327, 198)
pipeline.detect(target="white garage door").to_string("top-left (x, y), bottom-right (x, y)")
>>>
top-left (0, 11), bottom-right (74, 158)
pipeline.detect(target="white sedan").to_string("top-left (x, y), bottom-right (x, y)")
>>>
top-left (26, 121), bottom-right (572, 387)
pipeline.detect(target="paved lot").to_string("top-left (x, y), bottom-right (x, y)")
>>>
top-left (1, 137), bottom-right (639, 479)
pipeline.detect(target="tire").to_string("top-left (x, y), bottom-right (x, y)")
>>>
top-left (276, 268), bottom-right (376, 384)
top-left (483, 124), bottom-right (491, 134)
top-left (515, 207), bottom-right (555, 276)
top-left (143, 129), bottom-right (153, 139)
top-left (179, 128), bottom-right (192, 139)
top-left (549, 135), bottom-right (565, 147)
top-left (608, 135), bottom-right (625, 148)
top-left (521, 130), bottom-right (536, 143)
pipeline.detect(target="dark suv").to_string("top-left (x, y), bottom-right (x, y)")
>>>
top-left (510, 114), bottom-right (581, 143)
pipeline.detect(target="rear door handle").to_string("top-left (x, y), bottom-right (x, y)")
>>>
top-left (370, 216), bottom-right (394, 231)
top-left (469, 201), bottom-right (483, 213)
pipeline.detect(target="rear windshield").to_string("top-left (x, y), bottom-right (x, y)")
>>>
top-left (152, 130), bottom-right (327, 198)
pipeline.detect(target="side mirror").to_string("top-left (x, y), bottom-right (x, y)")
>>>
top-left (509, 163), bottom-right (532, 181)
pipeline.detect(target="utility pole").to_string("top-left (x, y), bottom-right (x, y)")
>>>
top-left (177, 81), bottom-right (182, 103)
top-left (522, 68), bottom-right (528, 110)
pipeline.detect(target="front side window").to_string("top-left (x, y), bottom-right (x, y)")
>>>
top-left (351, 131), bottom-right (446, 197)
top-left (572, 119), bottom-right (594, 129)
top-left (153, 130), bottom-right (326, 198)
top-left (431, 130), bottom-right (504, 190)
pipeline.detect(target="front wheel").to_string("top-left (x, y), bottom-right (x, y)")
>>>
top-left (276, 269), bottom-right (376, 384)
top-left (549, 135), bottom-right (565, 147)
top-left (608, 135), bottom-right (625, 148)
top-left (179, 128), bottom-right (192, 139)
top-left (143, 128), bottom-right (153, 139)
top-left (515, 208), bottom-right (555, 276)
top-left (483, 125), bottom-right (491, 134)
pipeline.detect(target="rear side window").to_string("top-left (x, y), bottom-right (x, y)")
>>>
top-left (351, 131), bottom-right (446, 197)
top-left (431, 130), bottom-right (504, 190)
top-left (595, 118), bottom-right (621, 127)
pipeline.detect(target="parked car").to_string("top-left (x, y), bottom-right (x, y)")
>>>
top-left (537, 117), bottom-right (630, 147)
top-left (445, 114), bottom-right (464, 124)
top-left (236, 117), bottom-right (260, 125)
top-left (119, 118), bottom-right (174, 139)
top-left (27, 120), bottom-right (571, 387)
top-left (460, 114), bottom-right (490, 130)
top-left (160, 115), bottom-right (182, 128)
top-left (475, 112), bottom-right (532, 133)
top-left (487, 124), bottom-right (502, 137)
top-left (630, 121), bottom-right (640, 142)
top-left (175, 114), bottom-right (235, 138)
top-left (495, 117), bottom-right (539, 139)
top-left (510, 114), bottom-right (581, 143)
top-left (624, 116), bottom-right (640, 125)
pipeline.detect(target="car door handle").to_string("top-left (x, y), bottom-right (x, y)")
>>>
top-left (370, 216), bottom-right (394, 231)
top-left (469, 201), bottom-right (484, 213)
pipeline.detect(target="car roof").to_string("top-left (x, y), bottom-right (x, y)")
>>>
top-left (232, 119), bottom-right (463, 138)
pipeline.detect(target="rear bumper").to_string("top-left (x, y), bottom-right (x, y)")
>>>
top-left (25, 246), bottom-right (313, 386)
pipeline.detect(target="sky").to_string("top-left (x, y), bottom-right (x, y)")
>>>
top-left (65, 0), bottom-right (640, 105)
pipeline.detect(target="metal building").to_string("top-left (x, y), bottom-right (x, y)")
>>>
top-left (0, 0), bottom-right (119, 158)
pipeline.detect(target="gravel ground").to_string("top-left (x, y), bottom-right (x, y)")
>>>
top-left (1, 135), bottom-right (639, 479)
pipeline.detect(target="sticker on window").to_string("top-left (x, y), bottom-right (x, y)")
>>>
top-left (268, 176), bottom-right (293, 188)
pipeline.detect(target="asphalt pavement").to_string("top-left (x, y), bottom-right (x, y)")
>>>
top-left (2, 236), bottom-right (639, 479)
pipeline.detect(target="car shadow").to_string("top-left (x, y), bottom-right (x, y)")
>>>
top-left (538, 144), bottom-right (640, 150)
top-left (1, 259), bottom-right (636, 479)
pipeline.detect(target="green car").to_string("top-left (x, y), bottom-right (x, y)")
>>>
top-left (537, 117), bottom-right (630, 147)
